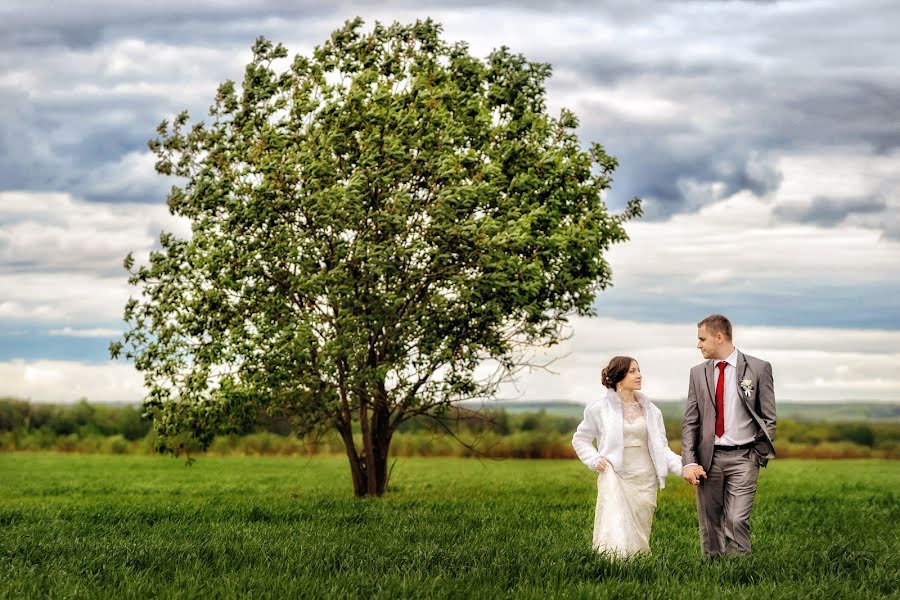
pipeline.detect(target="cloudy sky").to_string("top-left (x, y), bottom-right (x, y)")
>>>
top-left (1, 0), bottom-right (898, 404)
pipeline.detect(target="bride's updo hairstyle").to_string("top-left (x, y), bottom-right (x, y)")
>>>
top-left (602, 356), bottom-right (635, 390)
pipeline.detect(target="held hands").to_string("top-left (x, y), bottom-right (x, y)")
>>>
top-left (682, 465), bottom-right (707, 485)
top-left (595, 458), bottom-right (608, 472)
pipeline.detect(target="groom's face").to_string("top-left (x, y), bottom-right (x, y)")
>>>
top-left (696, 325), bottom-right (722, 359)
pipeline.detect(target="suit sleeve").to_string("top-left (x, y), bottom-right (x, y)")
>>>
top-left (572, 406), bottom-right (604, 471)
top-left (657, 410), bottom-right (683, 475)
top-left (681, 372), bottom-right (701, 467)
top-left (757, 361), bottom-right (776, 441)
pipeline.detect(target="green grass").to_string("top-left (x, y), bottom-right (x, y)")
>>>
top-left (1, 455), bottom-right (897, 599)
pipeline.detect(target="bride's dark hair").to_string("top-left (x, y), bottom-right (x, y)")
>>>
top-left (602, 356), bottom-right (635, 390)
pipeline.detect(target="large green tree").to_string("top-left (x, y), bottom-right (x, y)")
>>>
top-left (111, 18), bottom-right (640, 497)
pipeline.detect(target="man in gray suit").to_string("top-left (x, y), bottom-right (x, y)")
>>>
top-left (681, 314), bottom-right (776, 557)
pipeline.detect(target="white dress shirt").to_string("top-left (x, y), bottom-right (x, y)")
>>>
top-left (714, 348), bottom-right (757, 446)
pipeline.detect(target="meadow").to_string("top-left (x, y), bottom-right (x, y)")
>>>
top-left (1, 454), bottom-right (897, 599)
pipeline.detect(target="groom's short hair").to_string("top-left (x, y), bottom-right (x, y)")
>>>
top-left (698, 314), bottom-right (733, 340)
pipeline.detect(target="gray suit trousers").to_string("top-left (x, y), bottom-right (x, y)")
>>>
top-left (696, 446), bottom-right (760, 557)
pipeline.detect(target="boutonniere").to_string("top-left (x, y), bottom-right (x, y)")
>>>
top-left (740, 378), bottom-right (754, 398)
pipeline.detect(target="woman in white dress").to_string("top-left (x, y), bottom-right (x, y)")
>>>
top-left (572, 356), bottom-right (683, 557)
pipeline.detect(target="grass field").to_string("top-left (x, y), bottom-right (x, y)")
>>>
top-left (1, 455), bottom-right (897, 599)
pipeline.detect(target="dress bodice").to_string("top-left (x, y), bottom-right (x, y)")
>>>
top-left (623, 413), bottom-right (648, 448)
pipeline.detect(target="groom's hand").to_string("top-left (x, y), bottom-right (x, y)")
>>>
top-left (682, 465), bottom-right (707, 485)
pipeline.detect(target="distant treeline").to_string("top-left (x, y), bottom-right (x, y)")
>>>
top-left (1, 398), bottom-right (897, 459)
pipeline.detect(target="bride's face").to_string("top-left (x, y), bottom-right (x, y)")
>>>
top-left (617, 361), bottom-right (642, 392)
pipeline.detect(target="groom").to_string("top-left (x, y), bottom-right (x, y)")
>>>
top-left (681, 314), bottom-right (776, 557)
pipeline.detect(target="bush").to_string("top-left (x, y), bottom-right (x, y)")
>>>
top-left (104, 435), bottom-right (130, 455)
top-left (0, 399), bottom-right (897, 460)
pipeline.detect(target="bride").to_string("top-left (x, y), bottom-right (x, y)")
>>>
top-left (572, 356), bottom-right (687, 557)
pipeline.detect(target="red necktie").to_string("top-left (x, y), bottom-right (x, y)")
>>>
top-left (715, 361), bottom-right (727, 437)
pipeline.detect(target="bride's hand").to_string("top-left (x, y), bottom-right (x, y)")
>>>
top-left (596, 458), bottom-right (607, 472)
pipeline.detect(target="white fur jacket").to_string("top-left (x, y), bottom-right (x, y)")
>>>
top-left (572, 390), bottom-right (683, 489)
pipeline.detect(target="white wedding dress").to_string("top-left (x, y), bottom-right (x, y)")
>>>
top-left (592, 410), bottom-right (658, 557)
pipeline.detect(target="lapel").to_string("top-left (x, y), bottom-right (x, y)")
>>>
top-left (734, 351), bottom-right (746, 400)
top-left (704, 360), bottom-right (716, 409)
top-left (636, 393), bottom-right (655, 443)
top-left (606, 391), bottom-right (623, 446)
top-left (734, 350), bottom-right (755, 410)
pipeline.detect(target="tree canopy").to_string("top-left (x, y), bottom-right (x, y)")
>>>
top-left (111, 18), bottom-right (640, 496)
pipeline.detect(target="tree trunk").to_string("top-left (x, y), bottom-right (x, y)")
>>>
top-left (336, 422), bottom-right (366, 497)
top-left (342, 403), bottom-right (393, 497)
top-left (369, 402), bottom-right (392, 496)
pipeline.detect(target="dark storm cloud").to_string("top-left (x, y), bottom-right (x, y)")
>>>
top-left (879, 216), bottom-right (900, 241)
top-left (773, 195), bottom-right (888, 227)
top-left (541, 48), bottom-right (898, 217)
top-left (528, 0), bottom-right (899, 219)
top-left (0, 0), bottom-right (648, 50)
top-left (0, 2), bottom-right (338, 49)
top-left (0, 2), bottom-right (355, 202)
top-left (0, 95), bottom-right (166, 201)
top-left (595, 137), bottom-right (784, 219)
top-left (0, 0), bottom-right (898, 224)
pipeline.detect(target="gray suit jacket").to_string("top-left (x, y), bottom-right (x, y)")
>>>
top-left (681, 350), bottom-right (776, 471)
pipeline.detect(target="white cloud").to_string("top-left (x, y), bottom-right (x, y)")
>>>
top-left (0, 191), bottom-right (190, 324)
top-left (0, 191), bottom-right (190, 268)
top-left (771, 148), bottom-right (900, 238)
top-left (498, 316), bottom-right (900, 403)
top-left (606, 190), bottom-right (900, 294)
top-left (1, 359), bottom-right (145, 404)
top-left (6, 316), bottom-right (898, 405)
top-left (80, 150), bottom-right (172, 200)
top-left (0, 271), bottom-right (130, 323)
top-left (48, 327), bottom-right (121, 338)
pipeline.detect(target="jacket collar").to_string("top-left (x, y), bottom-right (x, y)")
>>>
top-left (605, 388), bottom-right (649, 409)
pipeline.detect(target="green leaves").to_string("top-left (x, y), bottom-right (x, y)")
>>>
top-left (116, 18), bottom-right (640, 470)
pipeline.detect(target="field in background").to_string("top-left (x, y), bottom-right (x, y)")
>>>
top-left (480, 400), bottom-right (900, 422)
top-left (2, 398), bottom-right (898, 460)
top-left (1, 454), bottom-right (897, 598)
